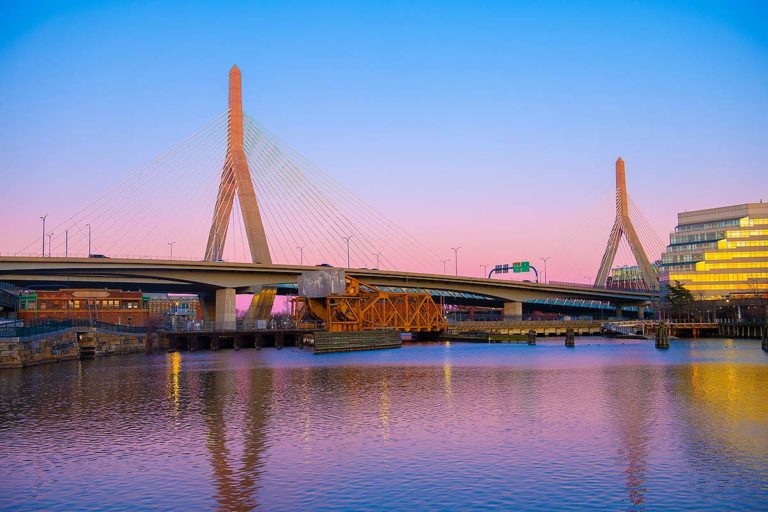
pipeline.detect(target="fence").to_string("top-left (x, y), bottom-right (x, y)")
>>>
top-left (0, 319), bottom-right (147, 338)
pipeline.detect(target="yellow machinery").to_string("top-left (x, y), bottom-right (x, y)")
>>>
top-left (293, 276), bottom-right (446, 333)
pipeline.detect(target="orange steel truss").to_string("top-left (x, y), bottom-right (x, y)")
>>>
top-left (293, 276), bottom-right (446, 333)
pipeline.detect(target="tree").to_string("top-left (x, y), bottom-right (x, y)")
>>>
top-left (667, 281), bottom-right (695, 320)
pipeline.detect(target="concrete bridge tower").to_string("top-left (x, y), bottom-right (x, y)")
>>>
top-left (205, 65), bottom-right (271, 264)
top-left (594, 158), bottom-right (658, 289)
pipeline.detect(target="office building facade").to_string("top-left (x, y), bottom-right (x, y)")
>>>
top-left (661, 202), bottom-right (768, 299)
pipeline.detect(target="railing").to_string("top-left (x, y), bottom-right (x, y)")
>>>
top-left (547, 280), bottom-right (658, 294)
top-left (602, 322), bottom-right (637, 336)
top-left (160, 319), bottom-right (315, 333)
top-left (0, 319), bottom-right (147, 338)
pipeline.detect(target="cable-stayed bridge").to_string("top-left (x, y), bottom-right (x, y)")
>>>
top-left (0, 66), bottom-right (660, 323)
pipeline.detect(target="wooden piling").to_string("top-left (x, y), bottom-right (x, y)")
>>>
top-left (565, 328), bottom-right (575, 347)
top-left (655, 322), bottom-right (670, 349)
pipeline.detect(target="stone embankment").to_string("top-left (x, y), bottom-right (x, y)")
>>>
top-left (0, 329), bottom-right (149, 369)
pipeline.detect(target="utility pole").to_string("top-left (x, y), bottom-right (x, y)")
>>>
top-left (168, 241), bottom-right (176, 259)
top-left (86, 224), bottom-right (92, 257)
top-left (373, 252), bottom-right (382, 270)
top-left (40, 214), bottom-right (47, 257)
top-left (47, 232), bottom-right (54, 257)
top-left (440, 259), bottom-right (451, 275)
top-left (451, 246), bottom-right (461, 276)
top-left (342, 235), bottom-right (353, 268)
top-left (539, 257), bottom-right (550, 284)
top-left (297, 246), bottom-right (305, 266)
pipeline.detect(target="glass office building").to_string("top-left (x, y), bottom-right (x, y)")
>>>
top-left (660, 202), bottom-right (768, 299)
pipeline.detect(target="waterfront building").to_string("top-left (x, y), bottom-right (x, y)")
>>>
top-left (660, 202), bottom-right (768, 299)
top-left (144, 293), bottom-right (202, 327)
top-left (17, 289), bottom-right (147, 325)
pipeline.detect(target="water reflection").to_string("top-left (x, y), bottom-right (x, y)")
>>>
top-left (198, 366), bottom-right (272, 511)
top-left (1, 340), bottom-right (767, 511)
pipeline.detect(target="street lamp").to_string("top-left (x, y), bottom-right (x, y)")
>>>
top-left (297, 246), bottom-right (305, 266)
top-left (440, 259), bottom-right (451, 275)
top-left (168, 241), bottom-right (176, 259)
top-left (342, 235), bottom-right (353, 268)
top-left (539, 257), bottom-right (551, 284)
top-left (480, 264), bottom-right (488, 278)
top-left (40, 214), bottom-right (48, 257)
top-left (47, 232), bottom-right (54, 257)
top-left (373, 252), bottom-right (382, 270)
top-left (450, 246), bottom-right (461, 276)
top-left (86, 224), bottom-right (92, 257)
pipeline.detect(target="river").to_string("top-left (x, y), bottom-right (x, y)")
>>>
top-left (1, 338), bottom-right (767, 511)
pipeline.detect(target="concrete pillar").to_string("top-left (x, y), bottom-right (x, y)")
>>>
top-left (503, 301), bottom-right (523, 320)
top-left (614, 305), bottom-right (623, 320)
top-left (637, 305), bottom-right (645, 320)
top-left (199, 293), bottom-right (216, 322)
top-left (215, 288), bottom-right (236, 330)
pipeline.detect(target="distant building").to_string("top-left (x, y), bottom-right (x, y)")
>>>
top-left (660, 202), bottom-right (768, 299)
top-left (17, 289), bottom-right (147, 325)
top-left (144, 293), bottom-right (202, 327)
top-left (607, 264), bottom-right (659, 290)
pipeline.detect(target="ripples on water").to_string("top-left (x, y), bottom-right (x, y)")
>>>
top-left (1, 338), bottom-right (767, 511)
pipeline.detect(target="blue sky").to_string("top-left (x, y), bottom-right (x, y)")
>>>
top-left (1, 0), bottom-right (766, 278)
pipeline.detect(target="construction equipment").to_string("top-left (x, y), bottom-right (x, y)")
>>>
top-left (292, 272), bottom-right (446, 333)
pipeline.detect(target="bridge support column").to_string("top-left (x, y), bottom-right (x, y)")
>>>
top-left (215, 288), bottom-right (237, 330)
top-left (614, 305), bottom-right (623, 320)
top-left (637, 305), bottom-right (646, 320)
top-left (200, 293), bottom-right (216, 322)
top-left (503, 301), bottom-right (522, 320)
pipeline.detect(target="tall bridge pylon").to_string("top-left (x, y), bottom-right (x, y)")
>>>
top-left (594, 158), bottom-right (659, 289)
top-left (204, 65), bottom-right (271, 264)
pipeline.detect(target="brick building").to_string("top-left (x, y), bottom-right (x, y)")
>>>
top-left (18, 289), bottom-right (148, 326)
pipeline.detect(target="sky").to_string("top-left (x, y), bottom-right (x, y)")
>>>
top-left (1, 0), bottom-right (767, 282)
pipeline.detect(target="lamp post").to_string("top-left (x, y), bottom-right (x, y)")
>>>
top-left (440, 259), bottom-right (451, 275)
top-left (40, 214), bottom-right (48, 257)
top-left (539, 257), bottom-right (550, 284)
top-left (168, 241), bottom-right (175, 259)
top-left (297, 246), bottom-right (305, 266)
top-left (373, 252), bottom-right (382, 270)
top-left (86, 224), bottom-right (92, 257)
top-left (342, 235), bottom-right (353, 268)
top-left (450, 246), bottom-right (461, 276)
top-left (65, 229), bottom-right (68, 258)
top-left (480, 264), bottom-right (488, 278)
top-left (47, 232), bottom-right (54, 257)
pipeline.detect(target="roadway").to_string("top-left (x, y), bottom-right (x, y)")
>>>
top-left (0, 256), bottom-right (655, 307)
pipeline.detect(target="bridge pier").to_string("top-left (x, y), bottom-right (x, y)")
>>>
top-left (637, 305), bottom-right (646, 320)
top-left (214, 288), bottom-right (237, 330)
top-left (614, 305), bottom-right (623, 320)
top-left (503, 302), bottom-right (522, 320)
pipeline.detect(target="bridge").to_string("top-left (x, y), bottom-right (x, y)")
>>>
top-left (3, 66), bottom-right (661, 329)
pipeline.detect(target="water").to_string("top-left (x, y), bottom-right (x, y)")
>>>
top-left (1, 338), bottom-right (767, 511)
